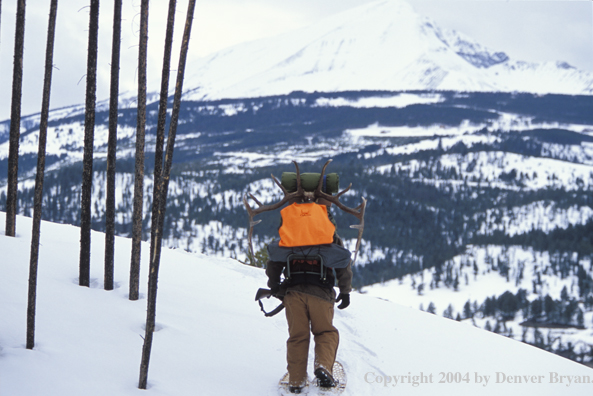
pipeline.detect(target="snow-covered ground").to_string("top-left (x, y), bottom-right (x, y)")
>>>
top-left (2, 212), bottom-right (593, 396)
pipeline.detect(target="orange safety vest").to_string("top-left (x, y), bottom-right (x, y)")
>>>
top-left (279, 202), bottom-right (336, 247)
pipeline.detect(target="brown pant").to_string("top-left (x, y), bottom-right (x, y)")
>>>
top-left (283, 291), bottom-right (339, 387)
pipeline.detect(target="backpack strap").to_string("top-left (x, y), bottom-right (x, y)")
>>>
top-left (254, 288), bottom-right (285, 317)
top-left (284, 253), bottom-right (334, 289)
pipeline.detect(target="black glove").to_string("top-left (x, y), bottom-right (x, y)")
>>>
top-left (336, 293), bottom-right (350, 310)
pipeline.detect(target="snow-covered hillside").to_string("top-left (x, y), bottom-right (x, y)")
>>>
top-left (181, 0), bottom-right (593, 100)
top-left (2, 212), bottom-right (593, 396)
top-left (365, 244), bottom-right (593, 364)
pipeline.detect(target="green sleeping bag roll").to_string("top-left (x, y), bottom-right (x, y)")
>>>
top-left (281, 172), bottom-right (339, 194)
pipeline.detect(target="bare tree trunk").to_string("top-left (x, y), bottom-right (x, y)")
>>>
top-left (159, 0), bottom-right (196, 214)
top-left (79, 0), bottom-right (100, 287)
top-left (5, 0), bottom-right (26, 237)
top-left (129, 0), bottom-right (149, 301)
top-left (137, 0), bottom-right (176, 384)
top-left (105, 0), bottom-right (122, 291)
top-left (149, 0), bottom-right (176, 255)
top-left (138, 0), bottom-right (196, 389)
top-left (27, 0), bottom-right (58, 351)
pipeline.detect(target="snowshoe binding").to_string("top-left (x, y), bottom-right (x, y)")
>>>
top-left (314, 362), bottom-right (346, 395)
top-left (314, 367), bottom-right (336, 388)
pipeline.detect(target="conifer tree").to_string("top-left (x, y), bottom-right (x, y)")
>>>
top-left (27, 0), bottom-right (58, 351)
top-left (5, 0), bottom-right (26, 237)
top-left (443, 304), bottom-right (454, 319)
top-left (463, 300), bottom-right (473, 319)
top-left (79, 0), bottom-right (100, 287)
top-left (104, 0), bottom-right (122, 291)
top-left (416, 283), bottom-right (424, 296)
top-left (577, 308), bottom-right (584, 328)
top-left (484, 320), bottom-right (492, 332)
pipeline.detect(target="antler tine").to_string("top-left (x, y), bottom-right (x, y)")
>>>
top-left (243, 194), bottom-right (263, 226)
top-left (293, 160), bottom-right (305, 196)
top-left (349, 197), bottom-right (367, 265)
top-left (270, 173), bottom-right (288, 195)
top-left (247, 192), bottom-right (264, 207)
top-left (314, 159), bottom-right (333, 195)
top-left (243, 193), bottom-right (262, 264)
top-left (335, 183), bottom-right (352, 198)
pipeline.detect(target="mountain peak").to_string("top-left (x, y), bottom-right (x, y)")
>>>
top-left (181, 0), bottom-right (593, 100)
top-left (429, 22), bottom-right (510, 69)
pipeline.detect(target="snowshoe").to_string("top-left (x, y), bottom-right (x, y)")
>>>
top-left (313, 362), bottom-right (346, 395)
top-left (279, 372), bottom-right (309, 395)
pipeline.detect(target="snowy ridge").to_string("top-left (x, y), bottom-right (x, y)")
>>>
top-left (477, 202), bottom-right (593, 237)
top-left (2, 213), bottom-right (593, 395)
top-left (385, 151), bottom-right (593, 191)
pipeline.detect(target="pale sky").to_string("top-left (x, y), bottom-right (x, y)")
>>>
top-left (0, 0), bottom-right (591, 120)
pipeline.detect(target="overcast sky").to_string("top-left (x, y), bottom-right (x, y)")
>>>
top-left (0, 0), bottom-right (591, 120)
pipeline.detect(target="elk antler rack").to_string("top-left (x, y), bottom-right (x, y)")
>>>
top-left (243, 160), bottom-right (367, 266)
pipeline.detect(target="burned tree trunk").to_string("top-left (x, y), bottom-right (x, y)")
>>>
top-left (129, 0), bottom-right (149, 301)
top-left (104, 0), bottom-right (122, 291)
top-left (137, 0), bottom-right (177, 385)
top-left (5, 0), bottom-right (26, 237)
top-left (79, 0), bottom-right (100, 287)
top-left (138, 0), bottom-right (196, 389)
top-left (27, 0), bottom-right (58, 351)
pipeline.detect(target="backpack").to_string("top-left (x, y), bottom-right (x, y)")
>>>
top-left (243, 160), bottom-right (366, 267)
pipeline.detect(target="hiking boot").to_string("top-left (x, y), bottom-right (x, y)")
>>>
top-left (288, 385), bottom-right (303, 394)
top-left (314, 367), bottom-right (336, 388)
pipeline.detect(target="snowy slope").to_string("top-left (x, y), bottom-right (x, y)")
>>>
top-left (364, 245), bottom-right (592, 313)
top-left (181, 0), bottom-right (593, 100)
top-left (1, 212), bottom-right (593, 396)
top-left (364, 243), bottom-right (593, 363)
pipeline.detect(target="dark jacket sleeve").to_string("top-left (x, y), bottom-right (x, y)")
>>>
top-left (335, 263), bottom-right (353, 295)
top-left (265, 260), bottom-right (285, 289)
top-left (332, 231), bottom-right (352, 294)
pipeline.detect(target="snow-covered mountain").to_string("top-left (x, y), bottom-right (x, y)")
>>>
top-left (2, 212), bottom-right (593, 396)
top-left (181, 0), bottom-right (593, 100)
